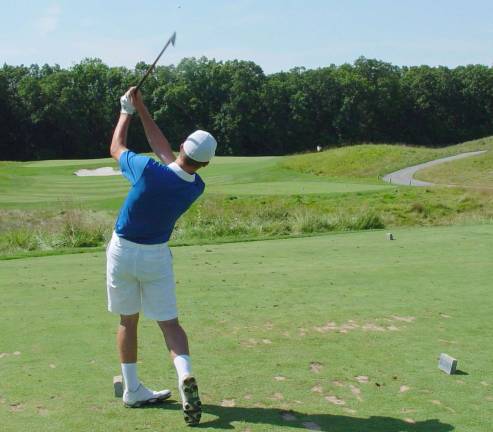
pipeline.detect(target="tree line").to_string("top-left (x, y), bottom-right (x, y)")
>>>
top-left (1, 57), bottom-right (493, 160)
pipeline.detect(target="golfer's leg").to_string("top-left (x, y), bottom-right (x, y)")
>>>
top-left (141, 247), bottom-right (200, 423)
top-left (118, 313), bottom-right (139, 363)
top-left (140, 246), bottom-right (188, 368)
top-left (159, 318), bottom-right (201, 425)
top-left (106, 233), bottom-right (142, 393)
top-left (158, 319), bottom-right (193, 392)
top-left (118, 313), bottom-right (140, 392)
top-left (157, 318), bottom-right (189, 359)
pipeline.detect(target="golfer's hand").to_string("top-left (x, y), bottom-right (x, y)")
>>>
top-left (128, 87), bottom-right (146, 113)
top-left (120, 89), bottom-right (136, 115)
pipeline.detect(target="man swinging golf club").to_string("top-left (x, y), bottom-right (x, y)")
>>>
top-left (107, 86), bottom-right (216, 426)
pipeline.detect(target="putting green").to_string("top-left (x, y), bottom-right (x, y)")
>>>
top-left (0, 156), bottom-right (389, 209)
top-left (1, 224), bottom-right (491, 431)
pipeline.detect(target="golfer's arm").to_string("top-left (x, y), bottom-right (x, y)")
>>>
top-left (110, 114), bottom-right (131, 161)
top-left (138, 106), bottom-right (176, 164)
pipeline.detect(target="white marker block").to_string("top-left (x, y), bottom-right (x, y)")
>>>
top-left (113, 375), bottom-right (123, 397)
top-left (386, 233), bottom-right (394, 240)
top-left (438, 353), bottom-right (457, 375)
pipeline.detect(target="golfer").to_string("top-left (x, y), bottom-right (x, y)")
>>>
top-left (106, 87), bottom-right (216, 425)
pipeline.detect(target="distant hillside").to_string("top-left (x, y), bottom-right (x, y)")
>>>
top-left (280, 136), bottom-right (493, 180)
top-left (415, 146), bottom-right (493, 188)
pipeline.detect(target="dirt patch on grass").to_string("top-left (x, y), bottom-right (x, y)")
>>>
top-left (313, 315), bottom-right (415, 335)
top-left (349, 384), bottom-right (363, 401)
top-left (309, 362), bottom-right (323, 374)
top-left (355, 376), bottom-right (369, 384)
top-left (240, 338), bottom-right (258, 348)
top-left (325, 395), bottom-right (346, 406)
top-left (0, 351), bottom-right (21, 358)
top-left (271, 392), bottom-right (284, 401)
top-left (362, 323), bottom-right (386, 332)
top-left (36, 406), bottom-right (49, 416)
top-left (391, 315), bottom-right (416, 323)
top-left (9, 402), bottom-right (25, 412)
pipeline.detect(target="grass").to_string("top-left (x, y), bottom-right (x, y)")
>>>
top-left (0, 209), bottom-right (112, 256)
top-left (280, 136), bottom-right (493, 180)
top-left (0, 156), bottom-right (390, 210)
top-left (415, 151), bottom-right (493, 188)
top-left (2, 139), bottom-right (493, 430)
top-left (1, 137), bottom-right (493, 257)
top-left (2, 136), bottom-right (491, 212)
top-left (0, 224), bottom-right (492, 431)
top-left (2, 185), bottom-right (493, 258)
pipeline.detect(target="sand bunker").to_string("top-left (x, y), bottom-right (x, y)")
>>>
top-left (74, 167), bottom-right (121, 176)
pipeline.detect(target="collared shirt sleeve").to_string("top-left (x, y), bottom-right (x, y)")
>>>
top-left (119, 150), bottom-right (151, 185)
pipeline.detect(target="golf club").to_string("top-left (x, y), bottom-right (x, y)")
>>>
top-left (136, 31), bottom-right (177, 91)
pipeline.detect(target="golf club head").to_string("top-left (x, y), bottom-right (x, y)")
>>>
top-left (135, 31), bottom-right (176, 91)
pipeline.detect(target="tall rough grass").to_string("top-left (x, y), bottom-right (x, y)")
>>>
top-left (1, 184), bottom-right (492, 257)
top-left (0, 209), bottom-right (112, 255)
top-left (172, 197), bottom-right (385, 241)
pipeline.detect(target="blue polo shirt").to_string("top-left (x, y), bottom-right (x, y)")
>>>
top-left (115, 151), bottom-right (205, 244)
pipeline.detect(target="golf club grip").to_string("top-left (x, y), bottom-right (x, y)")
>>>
top-left (135, 33), bottom-right (176, 91)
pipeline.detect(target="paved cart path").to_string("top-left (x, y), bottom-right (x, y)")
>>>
top-left (382, 150), bottom-right (487, 186)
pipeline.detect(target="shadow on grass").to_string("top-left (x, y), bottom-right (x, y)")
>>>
top-left (150, 401), bottom-right (454, 431)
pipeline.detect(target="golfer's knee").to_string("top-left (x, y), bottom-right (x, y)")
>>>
top-left (120, 313), bottom-right (139, 329)
top-left (158, 317), bottom-right (180, 332)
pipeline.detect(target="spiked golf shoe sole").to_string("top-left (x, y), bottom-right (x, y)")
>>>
top-left (181, 376), bottom-right (202, 426)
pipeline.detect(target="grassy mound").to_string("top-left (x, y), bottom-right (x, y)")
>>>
top-left (416, 150), bottom-right (493, 188)
top-left (280, 136), bottom-right (493, 179)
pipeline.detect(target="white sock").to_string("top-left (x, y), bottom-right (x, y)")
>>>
top-left (173, 355), bottom-right (192, 383)
top-left (121, 363), bottom-right (140, 392)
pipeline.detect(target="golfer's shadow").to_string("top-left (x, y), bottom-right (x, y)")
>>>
top-left (155, 402), bottom-right (454, 431)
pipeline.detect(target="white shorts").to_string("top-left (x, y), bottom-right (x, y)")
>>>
top-left (106, 232), bottom-right (177, 321)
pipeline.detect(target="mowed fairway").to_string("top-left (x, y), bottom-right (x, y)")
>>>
top-left (0, 156), bottom-right (389, 210)
top-left (1, 224), bottom-right (492, 431)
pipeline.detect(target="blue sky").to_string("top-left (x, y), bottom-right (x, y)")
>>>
top-left (2, 0), bottom-right (493, 73)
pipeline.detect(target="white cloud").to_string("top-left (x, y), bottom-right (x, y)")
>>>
top-left (37, 3), bottom-right (62, 36)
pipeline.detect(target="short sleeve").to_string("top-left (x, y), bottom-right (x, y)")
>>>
top-left (119, 151), bottom-right (151, 185)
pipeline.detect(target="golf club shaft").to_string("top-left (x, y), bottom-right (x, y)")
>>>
top-left (136, 31), bottom-right (176, 91)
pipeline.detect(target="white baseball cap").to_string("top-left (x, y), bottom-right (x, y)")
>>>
top-left (183, 130), bottom-right (217, 163)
